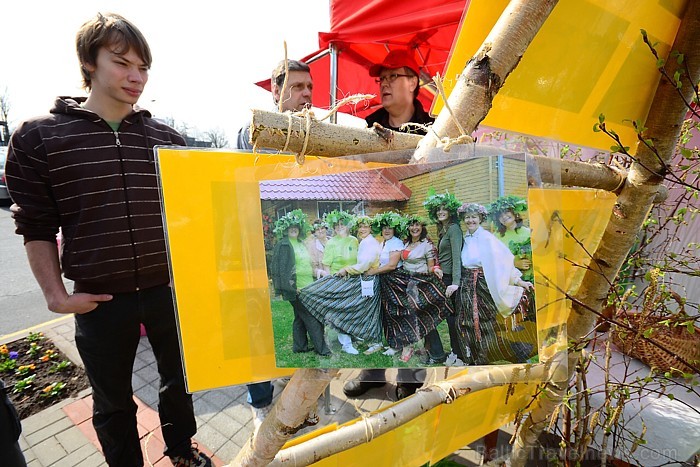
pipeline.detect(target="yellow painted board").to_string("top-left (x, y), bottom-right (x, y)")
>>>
top-left (157, 148), bottom-right (390, 391)
top-left (434, 0), bottom-right (688, 153)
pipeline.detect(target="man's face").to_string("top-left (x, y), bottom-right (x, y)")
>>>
top-left (273, 71), bottom-right (313, 111)
top-left (85, 46), bottom-right (149, 107)
top-left (377, 67), bottom-right (416, 112)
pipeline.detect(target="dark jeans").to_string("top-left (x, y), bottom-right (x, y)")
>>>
top-left (75, 285), bottom-right (196, 466)
top-left (442, 274), bottom-right (468, 362)
top-left (291, 298), bottom-right (330, 355)
top-left (247, 381), bottom-right (273, 408)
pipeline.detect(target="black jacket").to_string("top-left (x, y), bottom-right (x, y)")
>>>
top-left (270, 237), bottom-right (298, 301)
top-left (365, 99), bottom-right (435, 135)
top-left (7, 97), bottom-right (186, 293)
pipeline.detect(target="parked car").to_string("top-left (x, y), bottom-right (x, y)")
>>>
top-left (0, 146), bottom-right (10, 202)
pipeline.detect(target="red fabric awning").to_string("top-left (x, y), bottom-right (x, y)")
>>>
top-left (256, 0), bottom-right (469, 119)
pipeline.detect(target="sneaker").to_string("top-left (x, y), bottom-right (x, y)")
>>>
top-left (445, 352), bottom-right (466, 367)
top-left (251, 404), bottom-right (273, 434)
top-left (342, 343), bottom-right (359, 355)
top-left (363, 342), bottom-right (383, 355)
top-left (169, 446), bottom-right (212, 467)
top-left (343, 380), bottom-right (385, 397)
top-left (382, 347), bottom-right (398, 356)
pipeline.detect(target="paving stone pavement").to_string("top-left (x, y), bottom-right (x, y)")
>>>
top-left (5, 316), bottom-right (492, 466)
top-left (6, 316), bottom-right (699, 466)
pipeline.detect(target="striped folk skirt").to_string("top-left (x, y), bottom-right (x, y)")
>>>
top-left (456, 268), bottom-right (538, 365)
top-left (299, 274), bottom-right (383, 342)
top-left (379, 269), bottom-right (452, 349)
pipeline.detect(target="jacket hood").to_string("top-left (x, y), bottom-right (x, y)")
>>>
top-left (50, 96), bottom-right (152, 119)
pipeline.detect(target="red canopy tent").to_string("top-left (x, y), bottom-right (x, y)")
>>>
top-left (256, 0), bottom-right (469, 119)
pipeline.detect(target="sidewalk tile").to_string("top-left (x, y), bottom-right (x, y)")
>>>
top-left (52, 443), bottom-right (102, 467)
top-left (25, 417), bottom-right (75, 446)
top-left (63, 397), bottom-right (93, 425)
top-left (76, 420), bottom-right (101, 451)
top-left (22, 405), bottom-right (68, 435)
top-left (33, 436), bottom-right (68, 466)
top-left (194, 424), bottom-right (229, 454)
top-left (74, 451), bottom-right (107, 467)
top-left (56, 425), bottom-right (91, 453)
top-left (137, 404), bottom-right (162, 433)
top-left (141, 432), bottom-right (166, 465)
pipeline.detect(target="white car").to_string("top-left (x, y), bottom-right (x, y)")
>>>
top-left (0, 146), bottom-right (10, 203)
top-left (0, 146), bottom-right (10, 202)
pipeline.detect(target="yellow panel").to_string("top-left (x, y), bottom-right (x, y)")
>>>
top-left (158, 148), bottom-right (390, 391)
top-left (277, 188), bottom-right (615, 466)
top-left (435, 0), bottom-right (688, 152)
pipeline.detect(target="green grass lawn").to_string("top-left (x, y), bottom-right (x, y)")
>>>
top-left (271, 299), bottom-right (454, 369)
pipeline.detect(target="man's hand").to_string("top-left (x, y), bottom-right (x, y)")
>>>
top-left (49, 292), bottom-right (113, 315)
top-left (445, 284), bottom-right (459, 297)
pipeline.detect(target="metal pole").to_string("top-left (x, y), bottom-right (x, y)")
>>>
top-left (329, 44), bottom-right (338, 125)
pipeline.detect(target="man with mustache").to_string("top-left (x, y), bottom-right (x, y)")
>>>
top-left (234, 59), bottom-right (314, 433)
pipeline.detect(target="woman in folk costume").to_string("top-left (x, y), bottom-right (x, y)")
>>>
top-left (300, 215), bottom-right (383, 355)
top-left (367, 212), bottom-right (450, 363)
top-left (270, 210), bottom-right (330, 356)
top-left (305, 219), bottom-right (329, 280)
top-left (454, 203), bottom-right (534, 365)
top-left (488, 195), bottom-right (536, 321)
top-left (423, 191), bottom-right (466, 365)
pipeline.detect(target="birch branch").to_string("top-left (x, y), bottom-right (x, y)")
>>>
top-left (510, 3), bottom-right (700, 465)
top-left (412, 0), bottom-right (560, 162)
top-left (232, 369), bottom-right (338, 467)
top-left (250, 109), bottom-right (423, 158)
top-left (268, 353), bottom-right (566, 466)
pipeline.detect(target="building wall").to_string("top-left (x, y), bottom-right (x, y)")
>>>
top-left (401, 156), bottom-right (527, 217)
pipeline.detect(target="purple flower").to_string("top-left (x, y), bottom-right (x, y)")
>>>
top-left (9, 351), bottom-right (18, 360)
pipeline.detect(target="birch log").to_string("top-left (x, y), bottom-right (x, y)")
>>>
top-left (412, 0), bottom-right (559, 162)
top-left (232, 369), bottom-right (338, 466)
top-left (250, 110), bottom-right (422, 157)
top-left (510, 4), bottom-right (700, 465)
top-left (268, 353), bottom-right (566, 466)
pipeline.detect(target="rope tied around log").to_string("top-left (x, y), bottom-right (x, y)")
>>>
top-left (433, 73), bottom-right (475, 151)
top-left (283, 93), bottom-right (376, 165)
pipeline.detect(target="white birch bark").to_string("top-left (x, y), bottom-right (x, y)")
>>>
top-left (510, 4), bottom-right (700, 465)
top-left (412, 0), bottom-right (560, 162)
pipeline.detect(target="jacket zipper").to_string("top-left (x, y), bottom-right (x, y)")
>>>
top-left (114, 127), bottom-right (140, 291)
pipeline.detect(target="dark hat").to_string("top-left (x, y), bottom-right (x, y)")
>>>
top-left (369, 49), bottom-right (420, 77)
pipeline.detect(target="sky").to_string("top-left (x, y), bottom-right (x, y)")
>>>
top-left (2, 1), bottom-right (332, 144)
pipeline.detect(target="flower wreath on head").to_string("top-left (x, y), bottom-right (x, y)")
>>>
top-left (371, 211), bottom-right (407, 238)
top-left (487, 195), bottom-right (528, 222)
top-left (457, 202), bottom-right (488, 220)
top-left (404, 214), bottom-right (429, 226)
top-left (351, 215), bottom-right (373, 236)
top-left (422, 189), bottom-right (462, 223)
top-left (323, 210), bottom-right (355, 230)
top-left (273, 209), bottom-right (311, 239)
top-left (311, 219), bottom-right (329, 231)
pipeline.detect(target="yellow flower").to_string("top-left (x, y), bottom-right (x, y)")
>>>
top-left (0, 345), bottom-right (8, 355)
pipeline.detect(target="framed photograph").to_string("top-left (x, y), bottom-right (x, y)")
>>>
top-left (260, 155), bottom-right (541, 368)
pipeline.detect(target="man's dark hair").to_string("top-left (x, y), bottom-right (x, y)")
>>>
top-left (271, 59), bottom-right (311, 89)
top-left (76, 12), bottom-right (152, 90)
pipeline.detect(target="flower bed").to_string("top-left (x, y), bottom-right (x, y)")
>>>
top-left (1, 332), bottom-right (90, 419)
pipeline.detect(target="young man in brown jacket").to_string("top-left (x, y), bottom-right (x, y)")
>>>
top-left (6, 13), bottom-right (210, 467)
